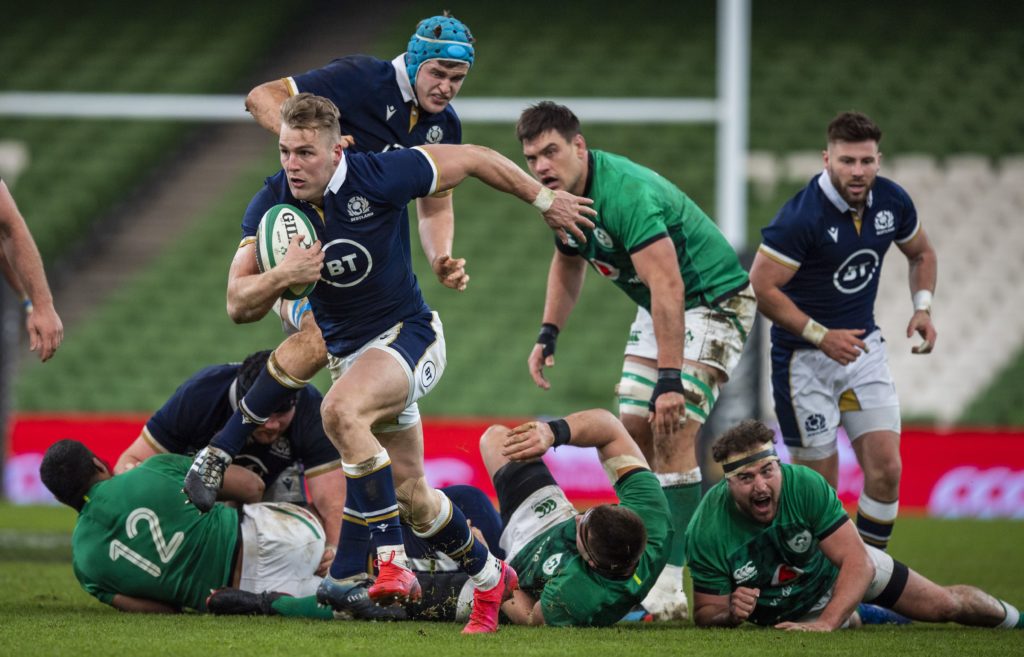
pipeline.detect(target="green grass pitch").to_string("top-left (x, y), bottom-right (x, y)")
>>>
top-left (1, 503), bottom-right (1021, 656)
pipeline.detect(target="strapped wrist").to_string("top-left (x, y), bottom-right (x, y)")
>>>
top-left (532, 186), bottom-right (555, 213)
top-left (913, 289), bottom-right (933, 314)
top-left (801, 318), bottom-right (828, 346)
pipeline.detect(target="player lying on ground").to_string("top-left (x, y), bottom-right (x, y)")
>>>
top-left (686, 420), bottom-right (1024, 631)
top-left (40, 440), bottom-right (499, 619)
top-left (209, 409), bottom-right (672, 627)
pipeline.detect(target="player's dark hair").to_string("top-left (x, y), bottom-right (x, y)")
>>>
top-left (281, 93), bottom-right (341, 138)
top-left (711, 420), bottom-right (777, 464)
top-left (827, 111), bottom-right (882, 145)
top-left (236, 350), bottom-right (272, 399)
top-left (516, 101), bottom-right (581, 144)
top-left (39, 439), bottom-right (101, 511)
top-left (582, 504), bottom-right (647, 578)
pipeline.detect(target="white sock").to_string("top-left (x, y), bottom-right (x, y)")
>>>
top-left (657, 563), bottom-right (684, 590)
top-left (377, 544), bottom-right (409, 569)
top-left (997, 601), bottom-right (1020, 628)
top-left (469, 554), bottom-right (502, 591)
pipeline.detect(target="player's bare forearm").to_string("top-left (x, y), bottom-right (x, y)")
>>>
top-left (416, 195), bottom-right (455, 263)
top-left (632, 239), bottom-right (685, 368)
top-left (693, 592), bottom-right (745, 628)
top-left (543, 251), bottom-right (586, 326)
top-left (502, 589), bottom-right (545, 626)
top-left (816, 522), bottom-right (875, 630)
top-left (245, 80), bottom-right (291, 135)
top-left (307, 470), bottom-right (345, 548)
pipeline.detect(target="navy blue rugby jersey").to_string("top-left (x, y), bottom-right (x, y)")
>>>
top-left (142, 363), bottom-right (339, 484)
top-left (242, 147), bottom-right (440, 356)
top-left (759, 172), bottom-right (919, 351)
top-left (286, 55), bottom-right (462, 153)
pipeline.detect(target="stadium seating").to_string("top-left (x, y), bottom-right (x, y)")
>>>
top-left (10, 0), bottom-right (1024, 425)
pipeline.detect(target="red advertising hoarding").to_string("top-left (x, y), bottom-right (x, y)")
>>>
top-left (6, 414), bottom-right (1024, 518)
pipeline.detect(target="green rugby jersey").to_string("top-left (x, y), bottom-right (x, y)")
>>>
top-left (72, 454), bottom-right (238, 611)
top-left (559, 150), bottom-right (748, 310)
top-left (509, 469), bottom-right (671, 626)
top-left (685, 463), bottom-right (849, 626)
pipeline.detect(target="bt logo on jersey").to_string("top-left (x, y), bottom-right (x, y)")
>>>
top-left (832, 248), bottom-right (880, 294)
top-left (321, 239), bottom-right (373, 287)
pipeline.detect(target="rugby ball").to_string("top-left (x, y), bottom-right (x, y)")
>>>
top-left (255, 204), bottom-right (318, 300)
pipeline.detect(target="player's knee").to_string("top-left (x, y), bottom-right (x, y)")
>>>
top-left (479, 425), bottom-right (510, 455)
top-left (320, 399), bottom-right (364, 438)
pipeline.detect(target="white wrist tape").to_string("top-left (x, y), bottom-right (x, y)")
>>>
top-left (913, 289), bottom-right (933, 314)
top-left (602, 455), bottom-right (647, 485)
top-left (801, 318), bottom-right (828, 346)
top-left (532, 186), bottom-right (555, 213)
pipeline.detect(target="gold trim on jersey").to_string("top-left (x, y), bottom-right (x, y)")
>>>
top-left (239, 236), bottom-right (257, 249)
top-left (408, 105), bottom-right (419, 132)
top-left (140, 427), bottom-right (169, 454)
top-left (851, 210), bottom-right (862, 236)
top-left (758, 244), bottom-right (800, 271)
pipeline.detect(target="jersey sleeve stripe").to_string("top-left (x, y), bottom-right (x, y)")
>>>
top-left (304, 460), bottom-right (342, 478)
top-left (411, 146), bottom-right (440, 195)
top-left (627, 232), bottom-right (670, 255)
top-left (140, 427), bottom-right (170, 454)
top-left (238, 236), bottom-right (256, 249)
top-left (817, 515), bottom-right (850, 541)
top-left (894, 218), bottom-right (921, 245)
top-left (284, 77), bottom-right (299, 96)
top-left (758, 244), bottom-right (801, 270)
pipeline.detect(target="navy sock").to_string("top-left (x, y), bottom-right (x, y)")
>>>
top-left (328, 497), bottom-right (371, 580)
top-left (343, 460), bottom-right (404, 554)
top-left (210, 356), bottom-right (303, 456)
top-left (424, 501), bottom-right (490, 577)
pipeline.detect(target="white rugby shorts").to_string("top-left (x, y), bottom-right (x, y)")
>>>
top-left (772, 330), bottom-right (901, 459)
top-left (327, 311), bottom-right (445, 432)
top-left (498, 485), bottom-right (577, 563)
top-left (239, 502), bottom-right (325, 597)
top-left (624, 284), bottom-right (756, 378)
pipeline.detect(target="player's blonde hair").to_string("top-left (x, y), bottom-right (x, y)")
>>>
top-left (280, 93), bottom-right (341, 141)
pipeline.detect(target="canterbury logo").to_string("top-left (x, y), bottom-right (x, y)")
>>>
top-left (533, 498), bottom-right (557, 518)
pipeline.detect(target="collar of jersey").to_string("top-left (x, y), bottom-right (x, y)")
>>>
top-left (391, 54), bottom-right (417, 106)
top-left (327, 151), bottom-right (350, 194)
top-left (817, 169), bottom-right (873, 214)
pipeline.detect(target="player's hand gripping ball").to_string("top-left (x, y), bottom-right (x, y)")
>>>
top-left (255, 204), bottom-right (318, 300)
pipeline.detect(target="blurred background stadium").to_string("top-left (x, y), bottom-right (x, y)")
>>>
top-left (1, 0), bottom-right (1022, 514)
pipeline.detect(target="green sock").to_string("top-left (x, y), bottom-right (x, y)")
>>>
top-left (270, 595), bottom-right (335, 620)
top-left (661, 481), bottom-right (702, 567)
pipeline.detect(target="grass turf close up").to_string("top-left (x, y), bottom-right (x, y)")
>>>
top-left (1, 503), bottom-right (1021, 656)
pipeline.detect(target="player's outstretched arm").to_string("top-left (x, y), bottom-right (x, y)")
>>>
top-left (417, 144), bottom-right (596, 245)
top-left (245, 79), bottom-right (291, 135)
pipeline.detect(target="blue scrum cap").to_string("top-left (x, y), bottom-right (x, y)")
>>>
top-left (405, 14), bottom-right (475, 88)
